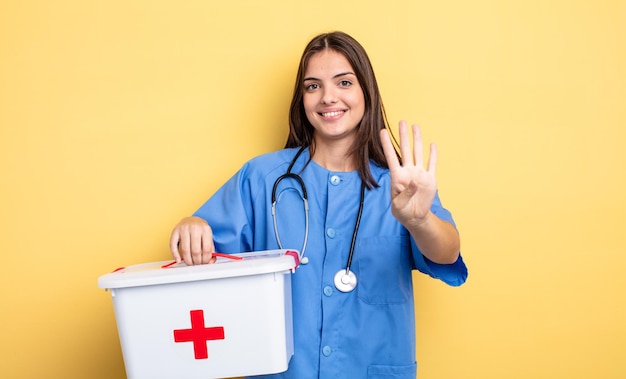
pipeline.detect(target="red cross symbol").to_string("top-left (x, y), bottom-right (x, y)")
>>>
top-left (173, 309), bottom-right (225, 359)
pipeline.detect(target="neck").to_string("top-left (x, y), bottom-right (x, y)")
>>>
top-left (311, 140), bottom-right (356, 172)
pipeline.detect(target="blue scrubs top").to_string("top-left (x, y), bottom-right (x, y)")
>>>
top-left (193, 147), bottom-right (468, 379)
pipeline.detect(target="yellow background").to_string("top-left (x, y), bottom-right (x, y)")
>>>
top-left (1, 1), bottom-right (624, 378)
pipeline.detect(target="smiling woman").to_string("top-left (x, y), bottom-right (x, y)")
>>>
top-left (169, 30), bottom-right (467, 379)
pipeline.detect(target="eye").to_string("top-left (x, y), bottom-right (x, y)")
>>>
top-left (338, 80), bottom-right (352, 87)
top-left (304, 83), bottom-right (319, 91)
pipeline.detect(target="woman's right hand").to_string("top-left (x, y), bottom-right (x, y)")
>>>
top-left (169, 216), bottom-right (216, 265)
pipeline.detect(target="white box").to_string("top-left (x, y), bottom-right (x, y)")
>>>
top-left (98, 249), bottom-right (299, 379)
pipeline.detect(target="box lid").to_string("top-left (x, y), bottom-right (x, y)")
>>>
top-left (98, 249), bottom-right (299, 289)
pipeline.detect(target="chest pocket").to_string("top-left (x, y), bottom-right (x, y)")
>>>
top-left (355, 236), bottom-right (413, 305)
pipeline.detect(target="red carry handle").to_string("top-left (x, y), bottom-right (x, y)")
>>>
top-left (161, 252), bottom-right (243, 268)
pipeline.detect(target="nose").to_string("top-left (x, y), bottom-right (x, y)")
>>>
top-left (321, 86), bottom-right (338, 104)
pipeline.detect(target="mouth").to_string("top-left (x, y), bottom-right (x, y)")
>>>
top-left (319, 110), bottom-right (346, 118)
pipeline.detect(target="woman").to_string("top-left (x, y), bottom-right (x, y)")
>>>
top-left (170, 31), bottom-right (467, 379)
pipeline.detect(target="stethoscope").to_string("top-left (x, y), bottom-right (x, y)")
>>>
top-left (271, 146), bottom-right (365, 293)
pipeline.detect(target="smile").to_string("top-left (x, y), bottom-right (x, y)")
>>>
top-left (320, 110), bottom-right (346, 117)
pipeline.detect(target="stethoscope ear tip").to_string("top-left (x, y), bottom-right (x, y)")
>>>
top-left (301, 256), bottom-right (309, 265)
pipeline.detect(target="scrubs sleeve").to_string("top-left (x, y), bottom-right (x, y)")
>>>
top-left (412, 192), bottom-right (468, 287)
top-left (192, 165), bottom-right (254, 254)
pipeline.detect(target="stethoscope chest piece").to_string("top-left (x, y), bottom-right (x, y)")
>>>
top-left (334, 269), bottom-right (357, 292)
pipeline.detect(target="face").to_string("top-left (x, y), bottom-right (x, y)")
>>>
top-left (302, 50), bottom-right (365, 145)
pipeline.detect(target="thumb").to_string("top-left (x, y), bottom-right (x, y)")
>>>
top-left (169, 231), bottom-right (182, 263)
top-left (396, 180), bottom-right (418, 202)
top-left (392, 180), bottom-right (418, 212)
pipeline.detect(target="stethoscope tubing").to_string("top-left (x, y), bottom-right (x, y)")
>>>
top-left (345, 182), bottom-right (365, 274)
top-left (271, 146), bottom-right (365, 292)
top-left (271, 147), bottom-right (309, 261)
top-left (271, 173), bottom-right (309, 260)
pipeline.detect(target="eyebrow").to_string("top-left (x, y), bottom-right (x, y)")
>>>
top-left (303, 71), bottom-right (356, 81)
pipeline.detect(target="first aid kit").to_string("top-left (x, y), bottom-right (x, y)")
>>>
top-left (98, 249), bottom-right (299, 379)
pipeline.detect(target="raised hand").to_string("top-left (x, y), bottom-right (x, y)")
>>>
top-left (380, 121), bottom-right (438, 228)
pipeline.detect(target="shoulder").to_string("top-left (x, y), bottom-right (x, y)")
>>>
top-left (239, 148), bottom-right (302, 181)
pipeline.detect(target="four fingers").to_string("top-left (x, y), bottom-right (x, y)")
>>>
top-left (382, 120), bottom-right (437, 174)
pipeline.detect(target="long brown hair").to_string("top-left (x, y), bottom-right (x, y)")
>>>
top-left (285, 31), bottom-right (394, 189)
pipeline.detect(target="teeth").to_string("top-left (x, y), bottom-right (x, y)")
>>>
top-left (322, 111), bottom-right (344, 117)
